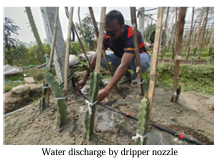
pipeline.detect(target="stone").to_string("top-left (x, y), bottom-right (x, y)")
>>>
top-left (11, 85), bottom-right (31, 97)
top-left (24, 77), bottom-right (35, 84)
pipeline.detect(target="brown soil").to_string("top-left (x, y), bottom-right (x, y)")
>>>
top-left (4, 82), bottom-right (214, 145)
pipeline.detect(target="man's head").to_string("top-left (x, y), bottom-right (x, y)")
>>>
top-left (105, 10), bottom-right (125, 41)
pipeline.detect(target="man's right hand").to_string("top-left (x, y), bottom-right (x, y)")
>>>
top-left (76, 79), bottom-right (86, 91)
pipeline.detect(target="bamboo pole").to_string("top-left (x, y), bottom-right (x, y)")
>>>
top-left (207, 22), bottom-right (214, 64)
top-left (130, 7), bottom-right (144, 95)
top-left (48, 7), bottom-right (59, 69)
top-left (198, 7), bottom-right (209, 60)
top-left (25, 7), bottom-right (45, 62)
top-left (63, 7), bottom-right (74, 96)
top-left (65, 8), bottom-right (91, 68)
top-left (166, 8), bottom-right (176, 48)
top-left (172, 7), bottom-right (187, 103)
top-left (185, 7), bottom-right (195, 60)
top-left (193, 7), bottom-right (205, 49)
top-left (88, 7), bottom-right (99, 38)
top-left (78, 7), bottom-right (88, 48)
top-left (84, 7), bottom-right (106, 141)
top-left (171, 8), bottom-right (178, 59)
top-left (191, 7), bottom-right (205, 64)
top-left (205, 21), bottom-right (214, 46)
top-left (88, 7), bottom-right (116, 90)
top-left (146, 7), bottom-right (164, 139)
top-left (160, 7), bottom-right (170, 59)
top-left (44, 7), bottom-right (59, 108)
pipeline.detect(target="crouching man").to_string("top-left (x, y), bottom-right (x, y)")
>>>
top-left (76, 10), bottom-right (150, 101)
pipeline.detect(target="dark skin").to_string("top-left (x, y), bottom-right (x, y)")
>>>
top-left (76, 19), bottom-right (135, 101)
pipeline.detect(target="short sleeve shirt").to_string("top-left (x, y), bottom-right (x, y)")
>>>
top-left (103, 25), bottom-right (148, 58)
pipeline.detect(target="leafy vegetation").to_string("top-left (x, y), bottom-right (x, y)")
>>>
top-left (75, 14), bottom-right (97, 50)
top-left (143, 64), bottom-right (214, 94)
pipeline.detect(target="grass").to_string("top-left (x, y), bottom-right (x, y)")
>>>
top-left (143, 63), bottom-right (214, 95)
top-left (149, 46), bottom-right (213, 60)
top-left (4, 68), bottom-right (47, 92)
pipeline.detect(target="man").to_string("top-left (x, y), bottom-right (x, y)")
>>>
top-left (76, 10), bottom-right (150, 101)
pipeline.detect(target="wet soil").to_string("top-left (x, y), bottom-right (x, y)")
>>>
top-left (4, 82), bottom-right (214, 145)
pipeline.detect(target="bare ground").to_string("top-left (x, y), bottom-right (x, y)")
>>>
top-left (4, 82), bottom-right (214, 145)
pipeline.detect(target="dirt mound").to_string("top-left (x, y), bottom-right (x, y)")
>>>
top-left (4, 84), bottom-right (42, 114)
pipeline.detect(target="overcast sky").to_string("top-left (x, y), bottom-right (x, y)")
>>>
top-left (3, 7), bottom-right (206, 44)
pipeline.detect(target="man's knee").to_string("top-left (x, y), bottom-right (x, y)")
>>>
top-left (140, 53), bottom-right (150, 73)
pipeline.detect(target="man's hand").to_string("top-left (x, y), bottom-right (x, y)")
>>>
top-left (97, 88), bottom-right (111, 101)
top-left (76, 79), bottom-right (86, 91)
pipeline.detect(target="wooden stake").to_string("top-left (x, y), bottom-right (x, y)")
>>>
top-left (65, 8), bottom-right (91, 67)
top-left (198, 7), bottom-right (209, 60)
top-left (185, 7), bottom-right (194, 60)
top-left (89, 7), bottom-right (99, 38)
top-left (193, 7), bottom-right (205, 49)
top-left (25, 7), bottom-right (45, 62)
top-left (45, 7), bottom-right (59, 108)
top-left (160, 7), bottom-right (170, 59)
top-left (147, 7), bottom-right (164, 133)
top-left (172, 7), bottom-right (187, 103)
top-left (130, 7), bottom-right (144, 95)
top-left (166, 8), bottom-right (176, 48)
top-left (78, 7), bottom-right (88, 48)
top-left (84, 7), bottom-right (106, 141)
top-left (48, 7), bottom-right (59, 69)
top-left (64, 7), bottom-right (74, 96)
top-left (172, 7), bottom-right (178, 60)
top-left (88, 7), bottom-right (117, 90)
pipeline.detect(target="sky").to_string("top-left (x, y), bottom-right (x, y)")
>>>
top-left (3, 7), bottom-right (209, 44)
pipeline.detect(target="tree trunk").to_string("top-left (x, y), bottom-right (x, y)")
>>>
top-left (172, 7), bottom-right (187, 103)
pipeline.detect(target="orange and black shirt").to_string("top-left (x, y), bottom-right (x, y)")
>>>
top-left (103, 25), bottom-right (148, 58)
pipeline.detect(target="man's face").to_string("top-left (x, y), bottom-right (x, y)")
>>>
top-left (105, 19), bottom-right (125, 42)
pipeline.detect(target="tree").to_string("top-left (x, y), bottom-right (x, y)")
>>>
top-left (144, 23), bottom-right (156, 44)
top-left (75, 14), bottom-right (97, 50)
top-left (4, 17), bottom-right (20, 64)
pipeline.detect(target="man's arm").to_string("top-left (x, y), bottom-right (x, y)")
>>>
top-left (76, 53), bottom-right (97, 90)
top-left (97, 53), bottom-right (135, 101)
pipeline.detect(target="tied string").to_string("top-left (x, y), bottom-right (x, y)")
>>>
top-left (137, 80), bottom-right (146, 85)
top-left (85, 100), bottom-right (98, 115)
top-left (55, 96), bottom-right (67, 101)
top-left (42, 85), bottom-right (49, 89)
top-left (132, 133), bottom-right (148, 145)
